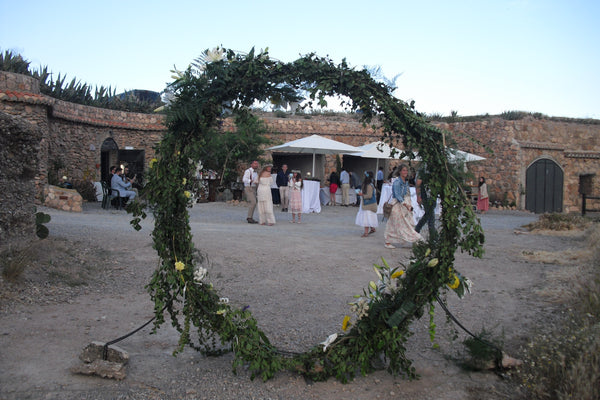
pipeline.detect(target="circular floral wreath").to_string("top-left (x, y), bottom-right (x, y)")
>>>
top-left (130, 47), bottom-right (484, 382)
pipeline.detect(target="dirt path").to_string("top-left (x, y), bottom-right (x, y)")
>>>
top-left (0, 202), bottom-right (580, 399)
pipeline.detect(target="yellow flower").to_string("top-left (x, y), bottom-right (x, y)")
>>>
top-left (184, 190), bottom-right (191, 198)
top-left (216, 309), bottom-right (226, 316)
top-left (149, 158), bottom-right (158, 168)
top-left (373, 266), bottom-right (382, 280)
top-left (391, 270), bottom-right (404, 279)
top-left (427, 258), bottom-right (439, 267)
top-left (175, 261), bottom-right (185, 271)
top-left (182, 178), bottom-right (187, 185)
top-left (342, 315), bottom-right (351, 331)
top-left (369, 281), bottom-right (377, 291)
top-left (448, 274), bottom-right (460, 289)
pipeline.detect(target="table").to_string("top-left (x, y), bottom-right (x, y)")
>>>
top-left (302, 180), bottom-right (321, 213)
top-left (319, 187), bottom-right (357, 205)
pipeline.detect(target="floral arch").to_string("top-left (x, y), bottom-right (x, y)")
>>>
top-left (130, 47), bottom-right (484, 382)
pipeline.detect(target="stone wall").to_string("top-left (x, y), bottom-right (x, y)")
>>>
top-left (2, 69), bottom-right (599, 219)
top-left (0, 111), bottom-right (43, 244)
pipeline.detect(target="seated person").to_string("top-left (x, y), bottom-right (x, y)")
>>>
top-left (111, 167), bottom-right (136, 205)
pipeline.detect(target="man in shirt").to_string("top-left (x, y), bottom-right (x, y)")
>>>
top-left (340, 168), bottom-right (350, 206)
top-left (111, 167), bottom-right (136, 206)
top-left (415, 165), bottom-right (437, 240)
top-left (276, 164), bottom-right (289, 212)
top-left (243, 160), bottom-right (259, 223)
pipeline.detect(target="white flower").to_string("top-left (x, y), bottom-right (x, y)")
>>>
top-left (320, 333), bottom-right (337, 352)
top-left (218, 297), bottom-right (229, 304)
top-left (193, 47), bottom-right (226, 72)
top-left (194, 267), bottom-right (208, 284)
top-left (464, 278), bottom-right (473, 294)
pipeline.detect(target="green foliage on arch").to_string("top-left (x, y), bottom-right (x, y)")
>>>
top-left (130, 47), bottom-right (484, 382)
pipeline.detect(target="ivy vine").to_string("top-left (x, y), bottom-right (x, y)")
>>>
top-left (130, 47), bottom-right (484, 382)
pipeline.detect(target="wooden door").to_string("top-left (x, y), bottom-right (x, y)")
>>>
top-left (525, 159), bottom-right (563, 213)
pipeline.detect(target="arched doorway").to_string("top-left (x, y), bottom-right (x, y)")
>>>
top-left (525, 158), bottom-right (564, 213)
top-left (100, 137), bottom-right (119, 182)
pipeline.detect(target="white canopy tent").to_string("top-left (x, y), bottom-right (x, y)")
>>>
top-left (267, 134), bottom-right (362, 177)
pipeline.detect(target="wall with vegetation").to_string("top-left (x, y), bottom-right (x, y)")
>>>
top-left (2, 70), bottom-right (599, 215)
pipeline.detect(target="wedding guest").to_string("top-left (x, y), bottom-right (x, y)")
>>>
top-left (384, 164), bottom-right (423, 249)
top-left (111, 167), bottom-right (136, 206)
top-left (289, 172), bottom-right (303, 223)
top-left (328, 170), bottom-right (340, 206)
top-left (355, 171), bottom-right (378, 237)
top-left (243, 160), bottom-right (259, 224)
top-left (477, 176), bottom-right (489, 214)
top-left (256, 165), bottom-right (276, 225)
top-left (340, 168), bottom-right (350, 206)
top-left (276, 164), bottom-right (290, 212)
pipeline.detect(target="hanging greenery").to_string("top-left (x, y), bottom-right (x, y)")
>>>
top-left (129, 47), bottom-right (484, 382)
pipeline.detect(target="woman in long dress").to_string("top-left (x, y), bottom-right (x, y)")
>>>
top-left (355, 171), bottom-right (378, 237)
top-left (256, 165), bottom-right (276, 225)
top-left (384, 164), bottom-right (423, 249)
top-left (289, 172), bottom-right (303, 223)
top-left (477, 176), bottom-right (489, 214)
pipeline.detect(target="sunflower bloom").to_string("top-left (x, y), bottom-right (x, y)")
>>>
top-left (149, 158), bottom-right (158, 168)
top-left (175, 261), bottom-right (185, 271)
top-left (342, 315), bottom-right (351, 331)
top-left (184, 190), bottom-right (192, 199)
top-left (448, 274), bottom-right (460, 289)
top-left (182, 178), bottom-right (187, 185)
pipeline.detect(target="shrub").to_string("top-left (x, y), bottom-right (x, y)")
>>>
top-left (523, 213), bottom-right (591, 231)
top-left (516, 223), bottom-right (600, 399)
top-left (72, 179), bottom-right (98, 202)
top-left (1, 246), bottom-right (33, 281)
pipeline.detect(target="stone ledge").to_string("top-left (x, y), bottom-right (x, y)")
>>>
top-left (43, 185), bottom-right (83, 212)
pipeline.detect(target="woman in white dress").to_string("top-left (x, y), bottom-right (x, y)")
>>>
top-left (355, 171), bottom-right (378, 237)
top-left (256, 165), bottom-right (276, 226)
top-left (384, 164), bottom-right (423, 248)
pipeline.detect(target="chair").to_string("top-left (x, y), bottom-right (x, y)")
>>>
top-left (101, 181), bottom-right (124, 210)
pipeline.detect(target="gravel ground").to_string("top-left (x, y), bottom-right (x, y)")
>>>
top-left (0, 201), bottom-right (579, 400)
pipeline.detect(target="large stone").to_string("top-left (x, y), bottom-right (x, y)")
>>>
top-left (70, 359), bottom-right (127, 380)
top-left (79, 341), bottom-right (129, 365)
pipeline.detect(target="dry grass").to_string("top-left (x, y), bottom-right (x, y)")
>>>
top-left (0, 245), bottom-right (35, 281)
top-left (523, 213), bottom-right (592, 232)
top-left (516, 223), bottom-right (600, 399)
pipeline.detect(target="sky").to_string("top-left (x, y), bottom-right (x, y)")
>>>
top-left (1, 0), bottom-right (599, 119)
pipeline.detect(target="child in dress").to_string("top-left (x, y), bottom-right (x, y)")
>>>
top-left (289, 172), bottom-right (303, 223)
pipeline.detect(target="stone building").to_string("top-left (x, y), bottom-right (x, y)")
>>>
top-left (1, 69), bottom-right (599, 242)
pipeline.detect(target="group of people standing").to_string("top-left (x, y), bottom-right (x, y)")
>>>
top-left (243, 161), bottom-right (303, 225)
top-left (353, 164), bottom-right (425, 248)
top-left (242, 159), bottom-right (490, 249)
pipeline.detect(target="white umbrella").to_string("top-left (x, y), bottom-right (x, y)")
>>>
top-left (402, 148), bottom-right (486, 164)
top-left (446, 148), bottom-right (486, 163)
top-left (346, 141), bottom-right (404, 175)
top-left (267, 134), bottom-right (362, 176)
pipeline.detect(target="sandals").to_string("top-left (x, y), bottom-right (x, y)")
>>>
top-left (368, 229), bottom-right (376, 235)
top-left (361, 233), bottom-right (369, 237)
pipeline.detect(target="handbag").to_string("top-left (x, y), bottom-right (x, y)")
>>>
top-left (383, 202), bottom-right (393, 218)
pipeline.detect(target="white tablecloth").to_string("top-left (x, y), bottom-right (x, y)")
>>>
top-left (319, 187), bottom-right (357, 205)
top-left (302, 180), bottom-right (321, 213)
